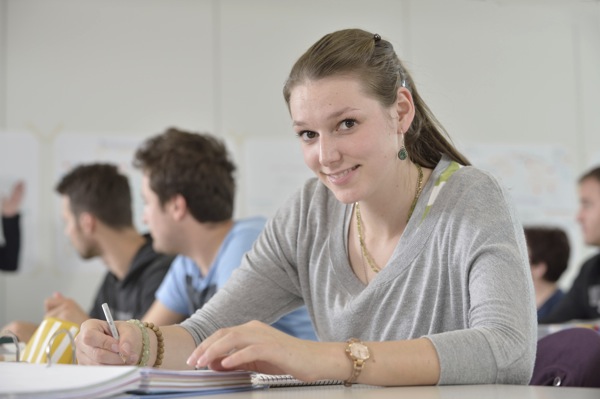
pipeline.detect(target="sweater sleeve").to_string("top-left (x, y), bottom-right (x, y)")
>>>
top-left (424, 169), bottom-right (537, 385)
top-left (181, 192), bottom-right (307, 344)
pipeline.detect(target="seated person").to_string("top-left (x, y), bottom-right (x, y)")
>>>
top-left (75, 30), bottom-right (535, 386)
top-left (2, 163), bottom-right (173, 342)
top-left (136, 128), bottom-right (316, 340)
top-left (541, 166), bottom-right (600, 323)
top-left (0, 181), bottom-right (24, 271)
top-left (523, 226), bottom-right (570, 320)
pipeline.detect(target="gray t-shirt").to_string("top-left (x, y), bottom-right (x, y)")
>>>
top-left (182, 155), bottom-right (536, 385)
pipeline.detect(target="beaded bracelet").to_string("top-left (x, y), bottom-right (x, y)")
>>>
top-left (142, 321), bottom-right (164, 368)
top-left (127, 319), bottom-right (150, 367)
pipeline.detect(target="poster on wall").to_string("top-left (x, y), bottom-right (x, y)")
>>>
top-left (53, 133), bottom-right (148, 273)
top-left (0, 132), bottom-right (40, 273)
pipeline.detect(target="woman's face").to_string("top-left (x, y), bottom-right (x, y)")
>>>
top-left (288, 75), bottom-right (402, 204)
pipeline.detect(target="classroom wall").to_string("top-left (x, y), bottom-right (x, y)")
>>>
top-left (0, 0), bottom-right (599, 326)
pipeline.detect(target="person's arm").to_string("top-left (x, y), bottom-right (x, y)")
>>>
top-left (0, 215), bottom-right (20, 271)
top-left (1, 320), bottom-right (39, 342)
top-left (0, 181), bottom-right (24, 271)
top-left (44, 292), bottom-right (90, 325)
top-left (142, 300), bottom-right (186, 326)
top-left (188, 320), bottom-right (440, 385)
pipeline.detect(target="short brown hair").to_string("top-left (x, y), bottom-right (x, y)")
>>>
top-left (524, 226), bottom-right (570, 283)
top-left (579, 166), bottom-right (600, 185)
top-left (55, 163), bottom-right (133, 229)
top-left (133, 128), bottom-right (236, 222)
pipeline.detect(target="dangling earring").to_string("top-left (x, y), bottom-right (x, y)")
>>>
top-left (398, 130), bottom-right (408, 160)
top-left (398, 146), bottom-right (408, 160)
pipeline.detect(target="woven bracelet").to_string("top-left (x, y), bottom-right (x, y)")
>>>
top-left (143, 321), bottom-right (164, 368)
top-left (127, 319), bottom-right (150, 367)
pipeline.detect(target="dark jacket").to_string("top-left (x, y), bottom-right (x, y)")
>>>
top-left (540, 253), bottom-right (600, 323)
top-left (89, 234), bottom-right (174, 321)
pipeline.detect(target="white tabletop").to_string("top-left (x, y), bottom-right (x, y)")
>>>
top-left (194, 384), bottom-right (600, 399)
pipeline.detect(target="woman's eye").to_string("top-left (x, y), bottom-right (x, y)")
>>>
top-left (341, 119), bottom-right (356, 129)
top-left (297, 131), bottom-right (318, 141)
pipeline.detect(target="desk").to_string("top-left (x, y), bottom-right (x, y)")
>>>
top-left (196, 384), bottom-right (599, 399)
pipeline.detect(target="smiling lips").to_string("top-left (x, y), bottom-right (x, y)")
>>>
top-left (323, 165), bottom-right (360, 184)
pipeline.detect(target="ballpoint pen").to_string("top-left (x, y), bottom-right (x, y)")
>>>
top-left (101, 302), bottom-right (120, 340)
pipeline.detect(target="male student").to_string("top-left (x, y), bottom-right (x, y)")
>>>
top-left (541, 166), bottom-right (600, 323)
top-left (2, 163), bottom-right (173, 342)
top-left (136, 128), bottom-right (316, 340)
top-left (0, 181), bottom-right (24, 271)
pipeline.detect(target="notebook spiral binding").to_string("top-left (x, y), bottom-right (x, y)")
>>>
top-left (252, 373), bottom-right (343, 387)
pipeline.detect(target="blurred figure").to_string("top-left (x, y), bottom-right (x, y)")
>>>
top-left (0, 181), bottom-right (24, 271)
top-left (135, 128), bottom-right (315, 339)
top-left (523, 226), bottom-right (570, 321)
top-left (541, 166), bottom-right (600, 323)
top-left (2, 164), bottom-right (173, 342)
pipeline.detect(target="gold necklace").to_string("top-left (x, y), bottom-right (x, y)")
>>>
top-left (356, 202), bottom-right (381, 273)
top-left (355, 163), bottom-right (424, 273)
top-left (408, 163), bottom-right (423, 223)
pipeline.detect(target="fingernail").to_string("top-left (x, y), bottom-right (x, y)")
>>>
top-left (111, 344), bottom-right (119, 352)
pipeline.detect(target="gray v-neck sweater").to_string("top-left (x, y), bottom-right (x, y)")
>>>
top-left (182, 156), bottom-right (536, 385)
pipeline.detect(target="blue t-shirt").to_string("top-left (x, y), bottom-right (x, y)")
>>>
top-left (156, 217), bottom-right (316, 340)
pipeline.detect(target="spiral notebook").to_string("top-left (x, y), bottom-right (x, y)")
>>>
top-left (252, 373), bottom-right (343, 387)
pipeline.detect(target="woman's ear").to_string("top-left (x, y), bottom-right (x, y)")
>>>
top-left (395, 86), bottom-right (415, 134)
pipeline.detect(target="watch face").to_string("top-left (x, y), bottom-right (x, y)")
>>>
top-left (350, 343), bottom-right (370, 360)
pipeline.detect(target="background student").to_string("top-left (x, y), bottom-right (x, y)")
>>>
top-left (135, 128), bottom-right (315, 340)
top-left (541, 166), bottom-right (600, 323)
top-left (2, 163), bottom-right (172, 342)
top-left (75, 28), bottom-right (535, 386)
top-left (0, 181), bottom-right (24, 272)
top-left (523, 226), bottom-right (570, 321)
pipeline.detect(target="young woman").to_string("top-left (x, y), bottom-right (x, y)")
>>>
top-left (75, 28), bottom-right (536, 386)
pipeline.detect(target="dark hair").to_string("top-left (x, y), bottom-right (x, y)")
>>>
top-left (55, 163), bottom-right (133, 229)
top-left (283, 28), bottom-right (470, 169)
top-left (133, 127), bottom-right (236, 222)
top-left (579, 166), bottom-right (600, 185)
top-left (523, 226), bottom-right (570, 282)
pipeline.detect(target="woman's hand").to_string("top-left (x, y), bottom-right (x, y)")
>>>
top-left (186, 320), bottom-right (344, 382)
top-left (75, 319), bottom-right (142, 366)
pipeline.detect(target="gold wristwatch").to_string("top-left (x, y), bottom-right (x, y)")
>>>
top-left (344, 338), bottom-right (370, 387)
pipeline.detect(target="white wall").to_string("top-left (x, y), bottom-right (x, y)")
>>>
top-left (0, 0), bottom-right (599, 326)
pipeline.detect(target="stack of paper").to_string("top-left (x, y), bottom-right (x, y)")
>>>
top-left (0, 362), bottom-right (255, 399)
top-left (0, 362), bottom-right (141, 398)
